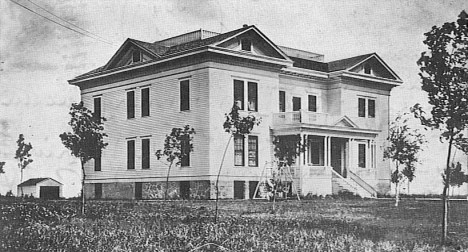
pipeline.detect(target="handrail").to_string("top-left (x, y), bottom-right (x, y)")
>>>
top-left (329, 167), bottom-right (358, 192)
top-left (347, 170), bottom-right (378, 197)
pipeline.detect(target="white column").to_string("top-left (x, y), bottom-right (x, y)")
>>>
top-left (299, 133), bottom-right (305, 166)
top-left (323, 136), bottom-right (328, 166)
top-left (349, 138), bottom-right (354, 171)
top-left (326, 136), bottom-right (332, 167)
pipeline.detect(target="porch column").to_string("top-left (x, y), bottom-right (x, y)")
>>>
top-left (326, 136), bottom-right (331, 167)
top-left (323, 136), bottom-right (327, 166)
top-left (349, 138), bottom-right (354, 171)
top-left (299, 133), bottom-right (305, 165)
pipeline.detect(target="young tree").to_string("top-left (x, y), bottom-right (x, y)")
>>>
top-left (60, 102), bottom-right (107, 214)
top-left (447, 162), bottom-right (468, 188)
top-left (0, 162), bottom-right (5, 175)
top-left (15, 134), bottom-right (33, 197)
top-left (384, 113), bottom-right (425, 207)
top-left (414, 10), bottom-right (468, 244)
top-left (155, 125), bottom-right (195, 201)
top-left (215, 104), bottom-right (260, 222)
top-left (270, 135), bottom-right (305, 211)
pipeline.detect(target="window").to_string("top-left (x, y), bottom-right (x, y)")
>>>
top-left (358, 97), bottom-right (376, 118)
top-left (142, 139), bottom-right (150, 169)
top-left (141, 88), bottom-right (150, 117)
top-left (180, 181), bottom-right (190, 199)
top-left (234, 135), bottom-right (245, 166)
top-left (248, 82), bottom-right (258, 112)
top-left (241, 39), bottom-right (251, 51)
top-left (358, 144), bottom-right (366, 168)
top-left (309, 137), bottom-right (324, 166)
top-left (368, 99), bottom-right (375, 118)
top-left (127, 91), bottom-right (135, 119)
top-left (93, 97), bottom-right (101, 123)
top-left (180, 79), bottom-right (190, 111)
top-left (364, 63), bottom-right (371, 74)
top-left (234, 80), bottom-right (244, 109)
top-left (358, 98), bottom-right (366, 117)
top-left (94, 151), bottom-right (101, 171)
top-left (308, 95), bottom-right (317, 112)
top-left (180, 138), bottom-right (190, 167)
top-left (135, 182), bottom-right (142, 199)
top-left (248, 136), bottom-right (258, 167)
top-left (279, 91), bottom-right (285, 112)
top-left (127, 140), bottom-right (135, 170)
top-left (292, 97), bottom-right (301, 111)
top-left (132, 51), bottom-right (141, 63)
top-left (95, 183), bottom-right (102, 199)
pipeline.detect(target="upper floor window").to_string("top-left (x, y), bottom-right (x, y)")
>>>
top-left (308, 95), bottom-right (317, 112)
top-left (279, 91), bottom-right (285, 112)
top-left (127, 140), bottom-right (135, 170)
top-left (132, 51), bottom-right (141, 63)
top-left (93, 97), bottom-right (101, 123)
top-left (234, 135), bottom-right (245, 166)
top-left (142, 138), bottom-right (150, 169)
top-left (141, 88), bottom-right (150, 117)
top-left (292, 97), bottom-right (301, 111)
top-left (233, 80), bottom-right (258, 111)
top-left (248, 136), bottom-right (258, 167)
top-left (358, 97), bottom-right (376, 118)
top-left (180, 79), bottom-right (190, 111)
top-left (127, 91), bottom-right (135, 119)
top-left (241, 39), bottom-right (252, 52)
top-left (248, 82), bottom-right (257, 112)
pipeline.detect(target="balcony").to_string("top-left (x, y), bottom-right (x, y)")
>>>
top-left (272, 111), bottom-right (377, 130)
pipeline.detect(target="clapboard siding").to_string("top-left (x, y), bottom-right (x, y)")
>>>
top-left (82, 65), bottom-right (211, 183)
top-left (208, 63), bottom-right (280, 179)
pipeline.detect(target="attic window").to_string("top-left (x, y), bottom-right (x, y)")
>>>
top-left (364, 63), bottom-right (371, 74)
top-left (241, 39), bottom-right (252, 52)
top-left (132, 51), bottom-right (141, 63)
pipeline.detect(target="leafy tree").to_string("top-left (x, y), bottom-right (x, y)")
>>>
top-left (215, 104), bottom-right (260, 222)
top-left (414, 10), bottom-right (468, 244)
top-left (447, 162), bottom-right (468, 188)
top-left (60, 102), bottom-right (108, 214)
top-left (155, 125), bottom-right (195, 200)
top-left (15, 134), bottom-right (33, 197)
top-left (270, 135), bottom-right (305, 211)
top-left (384, 113), bottom-right (425, 207)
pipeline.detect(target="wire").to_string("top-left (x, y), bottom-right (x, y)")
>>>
top-left (24, 0), bottom-right (115, 45)
top-left (9, 0), bottom-right (116, 46)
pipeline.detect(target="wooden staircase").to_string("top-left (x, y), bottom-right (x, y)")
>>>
top-left (331, 169), bottom-right (377, 198)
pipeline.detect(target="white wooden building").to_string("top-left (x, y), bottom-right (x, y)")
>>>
top-left (69, 25), bottom-right (402, 200)
top-left (17, 178), bottom-right (62, 199)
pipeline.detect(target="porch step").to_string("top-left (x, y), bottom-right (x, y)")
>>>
top-left (331, 175), bottom-right (376, 198)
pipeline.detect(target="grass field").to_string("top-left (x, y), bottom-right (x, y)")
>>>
top-left (0, 198), bottom-right (467, 251)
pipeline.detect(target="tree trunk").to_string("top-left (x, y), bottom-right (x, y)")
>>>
top-left (215, 135), bottom-right (233, 223)
top-left (395, 181), bottom-right (400, 207)
top-left (165, 162), bottom-right (173, 201)
top-left (441, 133), bottom-right (454, 245)
top-left (20, 166), bottom-right (24, 198)
top-left (81, 160), bottom-right (86, 215)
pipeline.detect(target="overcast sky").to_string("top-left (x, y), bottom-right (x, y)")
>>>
top-left (1, 0), bottom-right (467, 197)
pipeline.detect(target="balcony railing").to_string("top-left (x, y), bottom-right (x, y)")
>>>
top-left (272, 111), bottom-right (331, 126)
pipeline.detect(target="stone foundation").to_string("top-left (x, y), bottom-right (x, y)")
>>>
top-left (143, 181), bottom-right (180, 199)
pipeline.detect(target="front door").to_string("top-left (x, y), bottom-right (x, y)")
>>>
top-left (331, 138), bottom-right (347, 178)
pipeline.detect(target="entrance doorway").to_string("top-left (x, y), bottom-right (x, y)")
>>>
top-left (331, 138), bottom-right (347, 178)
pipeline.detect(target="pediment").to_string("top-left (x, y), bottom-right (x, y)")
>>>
top-left (214, 28), bottom-right (290, 61)
top-left (103, 39), bottom-right (160, 71)
top-left (348, 54), bottom-right (401, 81)
top-left (334, 116), bottom-right (358, 128)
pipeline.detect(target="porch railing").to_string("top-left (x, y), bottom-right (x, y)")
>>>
top-left (272, 111), bottom-right (331, 125)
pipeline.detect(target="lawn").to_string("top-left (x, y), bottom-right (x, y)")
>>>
top-left (0, 198), bottom-right (466, 251)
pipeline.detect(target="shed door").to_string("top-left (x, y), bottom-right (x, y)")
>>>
top-left (40, 186), bottom-right (59, 199)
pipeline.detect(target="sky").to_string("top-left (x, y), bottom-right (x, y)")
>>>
top-left (0, 0), bottom-right (467, 197)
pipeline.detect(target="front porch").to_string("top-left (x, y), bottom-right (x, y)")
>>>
top-left (272, 116), bottom-right (380, 197)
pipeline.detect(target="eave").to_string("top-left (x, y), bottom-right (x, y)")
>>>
top-left (329, 70), bottom-right (403, 87)
top-left (272, 124), bottom-right (380, 138)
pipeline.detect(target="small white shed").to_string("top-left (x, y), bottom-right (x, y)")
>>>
top-left (17, 178), bottom-right (63, 199)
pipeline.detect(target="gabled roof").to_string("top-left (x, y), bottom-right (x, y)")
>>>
top-left (327, 53), bottom-right (375, 72)
top-left (71, 25), bottom-right (292, 82)
top-left (18, 178), bottom-right (62, 187)
top-left (333, 116), bottom-right (358, 128)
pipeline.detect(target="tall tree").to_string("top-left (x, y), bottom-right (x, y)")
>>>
top-left (384, 113), bottom-right (425, 207)
top-left (215, 104), bottom-right (260, 222)
top-left (414, 10), bottom-right (468, 245)
top-left (15, 134), bottom-right (33, 197)
top-left (60, 102), bottom-right (108, 214)
top-left (155, 125), bottom-right (195, 200)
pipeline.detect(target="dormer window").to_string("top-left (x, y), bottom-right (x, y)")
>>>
top-left (241, 39), bottom-right (252, 52)
top-left (132, 50), bottom-right (141, 63)
top-left (364, 63), bottom-right (371, 74)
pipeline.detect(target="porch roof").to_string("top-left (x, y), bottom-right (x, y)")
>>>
top-left (271, 124), bottom-right (380, 139)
